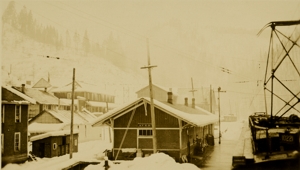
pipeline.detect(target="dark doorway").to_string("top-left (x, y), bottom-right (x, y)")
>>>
top-left (39, 143), bottom-right (45, 158)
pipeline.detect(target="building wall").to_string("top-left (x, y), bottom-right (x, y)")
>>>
top-left (137, 86), bottom-right (178, 103)
top-left (54, 92), bottom-right (115, 103)
top-left (114, 104), bottom-right (179, 128)
top-left (33, 111), bottom-right (61, 123)
top-left (28, 104), bottom-right (40, 119)
top-left (112, 104), bottom-right (181, 161)
top-left (32, 134), bottom-right (78, 158)
top-left (1, 103), bottom-right (29, 166)
top-left (62, 124), bottom-right (103, 142)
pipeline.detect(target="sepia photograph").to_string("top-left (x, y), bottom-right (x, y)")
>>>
top-left (1, 0), bottom-right (300, 169)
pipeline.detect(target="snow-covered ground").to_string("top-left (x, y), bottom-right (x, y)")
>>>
top-left (3, 138), bottom-right (200, 170)
top-left (220, 121), bottom-right (244, 140)
top-left (2, 139), bottom-right (112, 170)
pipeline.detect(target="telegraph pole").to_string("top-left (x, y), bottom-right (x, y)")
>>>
top-left (189, 77), bottom-right (197, 98)
top-left (70, 68), bottom-right (75, 159)
top-left (141, 38), bottom-right (157, 153)
top-left (218, 87), bottom-right (226, 144)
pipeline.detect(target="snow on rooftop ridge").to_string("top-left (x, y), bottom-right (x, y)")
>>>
top-left (92, 97), bottom-right (218, 127)
top-left (30, 129), bottom-right (79, 142)
top-left (28, 123), bottom-right (67, 133)
top-left (2, 85), bottom-right (36, 104)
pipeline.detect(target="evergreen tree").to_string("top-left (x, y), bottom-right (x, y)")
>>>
top-left (82, 30), bottom-right (90, 55)
top-left (27, 10), bottom-right (34, 37)
top-left (2, 1), bottom-right (17, 27)
top-left (65, 30), bottom-right (71, 48)
top-left (73, 30), bottom-right (80, 53)
top-left (18, 6), bottom-right (28, 33)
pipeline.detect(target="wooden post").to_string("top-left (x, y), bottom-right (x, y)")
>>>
top-left (70, 68), bottom-right (75, 159)
top-left (141, 38), bottom-right (157, 153)
top-left (210, 85), bottom-right (212, 113)
top-left (218, 87), bottom-right (226, 144)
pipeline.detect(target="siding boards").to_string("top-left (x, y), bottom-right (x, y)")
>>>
top-left (34, 112), bottom-right (61, 123)
top-left (157, 130), bottom-right (179, 149)
top-left (139, 138), bottom-right (153, 149)
top-left (114, 129), bottom-right (137, 148)
top-left (114, 104), bottom-right (179, 128)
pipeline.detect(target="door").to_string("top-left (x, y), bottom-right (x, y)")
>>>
top-left (39, 143), bottom-right (45, 158)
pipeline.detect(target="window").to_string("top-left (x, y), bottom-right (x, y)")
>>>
top-left (2, 105), bottom-right (4, 123)
top-left (15, 105), bottom-right (21, 123)
top-left (138, 129), bottom-right (152, 136)
top-left (67, 93), bottom-right (71, 99)
top-left (14, 132), bottom-right (20, 152)
top-left (53, 143), bottom-right (57, 150)
top-left (74, 139), bottom-right (78, 146)
top-left (1, 134), bottom-right (4, 154)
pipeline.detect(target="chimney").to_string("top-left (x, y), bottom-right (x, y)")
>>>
top-left (184, 97), bottom-right (188, 106)
top-left (77, 96), bottom-right (86, 112)
top-left (192, 98), bottom-right (195, 108)
top-left (21, 84), bottom-right (25, 93)
top-left (167, 91), bottom-right (173, 104)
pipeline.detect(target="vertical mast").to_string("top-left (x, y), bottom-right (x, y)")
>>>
top-left (70, 68), bottom-right (75, 159)
top-left (141, 38), bottom-right (157, 153)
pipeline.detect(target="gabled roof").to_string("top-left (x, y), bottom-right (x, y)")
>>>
top-left (29, 109), bottom-right (95, 125)
top-left (136, 83), bottom-right (178, 96)
top-left (30, 129), bottom-right (79, 142)
top-left (92, 97), bottom-right (218, 127)
top-left (2, 85), bottom-right (36, 104)
top-left (13, 87), bottom-right (59, 105)
top-left (32, 78), bottom-right (51, 88)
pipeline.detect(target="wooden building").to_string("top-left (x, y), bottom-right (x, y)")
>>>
top-left (1, 85), bottom-right (36, 166)
top-left (51, 81), bottom-right (116, 114)
top-left (29, 109), bottom-right (101, 142)
top-left (136, 84), bottom-right (178, 104)
top-left (12, 83), bottom-right (60, 119)
top-left (30, 130), bottom-right (78, 158)
top-left (92, 93), bottom-right (218, 162)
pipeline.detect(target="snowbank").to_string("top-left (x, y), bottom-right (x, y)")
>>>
top-left (85, 153), bottom-right (200, 170)
top-left (2, 140), bottom-right (112, 170)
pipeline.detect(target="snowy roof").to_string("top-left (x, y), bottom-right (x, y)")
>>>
top-left (13, 86), bottom-right (59, 105)
top-left (136, 83), bottom-right (178, 96)
top-left (86, 101), bottom-right (118, 109)
top-left (30, 109), bottom-right (92, 124)
top-left (30, 129), bottom-right (79, 142)
top-left (2, 85), bottom-right (36, 104)
top-left (92, 97), bottom-right (218, 127)
top-left (32, 78), bottom-right (52, 88)
top-left (77, 108), bottom-right (98, 122)
top-left (28, 123), bottom-right (67, 133)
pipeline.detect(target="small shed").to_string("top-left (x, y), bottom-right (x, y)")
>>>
top-left (30, 130), bottom-right (79, 158)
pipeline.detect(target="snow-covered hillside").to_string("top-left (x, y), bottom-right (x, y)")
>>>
top-left (1, 23), bottom-right (147, 104)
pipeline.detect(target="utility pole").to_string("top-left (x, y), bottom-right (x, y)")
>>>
top-left (189, 77), bottom-right (197, 98)
top-left (141, 38), bottom-right (157, 153)
top-left (218, 87), bottom-right (226, 144)
top-left (210, 85), bottom-right (213, 113)
top-left (70, 68), bottom-right (75, 159)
